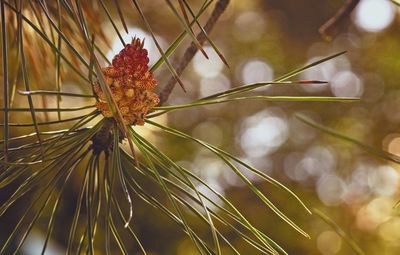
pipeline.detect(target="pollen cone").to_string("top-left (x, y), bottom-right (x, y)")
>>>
top-left (94, 37), bottom-right (159, 125)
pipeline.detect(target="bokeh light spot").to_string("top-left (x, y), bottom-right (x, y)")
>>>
top-left (368, 165), bottom-right (399, 196)
top-left (317, 174), bottom-right (346, 206)
top-left (317, 230), bottom-right (342, 255)
top-left (241, 59), bottom-right (274, 85)
top-left (331, 70), bottom-right (363, 97)
top-left (234, 11), bottom-right (266, 41)
top-left (298, 145), bottom-right (336, 177)
top-left (239, 109), bottom-right (288, 157)
top-left (356, 197), bottom-right (393, 231)
top-left (199, 74), bottom-right (231, 98)
top-left (300, 56), bottom-right (350, 93)
top-left (385, 134), bottom-right (400, 156)
top-left (354, 0), bottom-right (396, 32)
top-left (193, 46), bottom-right (225, 78)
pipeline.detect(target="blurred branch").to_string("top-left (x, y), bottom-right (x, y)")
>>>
top-left (390, 0), bottom-right (400, 7)
top-left (319, 0), bottom-right (360, 41)
top-left (296, 113), bottom-right (400, 165)
top-left (313, 209), bottom-right (366, 255)
top-left (159, 0), bottom-right (230, 105)
top-left (1, 0), bottom-right (9, 161)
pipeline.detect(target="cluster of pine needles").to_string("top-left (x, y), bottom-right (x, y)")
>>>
top-left (0, 0), bottom-right (364, 254)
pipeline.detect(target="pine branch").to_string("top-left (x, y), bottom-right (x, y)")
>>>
top-left (159, 0), bottom-right (230, 105)
top-left (319, 0), bottom-right (360, 41)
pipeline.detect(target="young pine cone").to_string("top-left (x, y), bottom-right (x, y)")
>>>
top-left (94, 37), bottom-right (160, 125)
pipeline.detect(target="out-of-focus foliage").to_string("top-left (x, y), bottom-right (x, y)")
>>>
top-left (153, 1), bottom-right (400, 253)
top-left (1, 0), bottom-right (400, 254)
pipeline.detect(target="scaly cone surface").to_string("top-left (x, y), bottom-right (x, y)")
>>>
top-left (94, 37), bottom-right (160, 125)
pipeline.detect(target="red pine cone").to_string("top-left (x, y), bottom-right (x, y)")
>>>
top-left (94, 37), bottom-right (159, 125)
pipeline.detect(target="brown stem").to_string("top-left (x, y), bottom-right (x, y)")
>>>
top-left (91, 118), bottom-right (114, 155)
top-left (158, 0), bottom-right (230, 105)
top-left (319, 0), bottom-right (360, 41)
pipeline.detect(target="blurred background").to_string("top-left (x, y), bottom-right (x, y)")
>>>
top-left (1, 0), bottom-right (400, 254)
